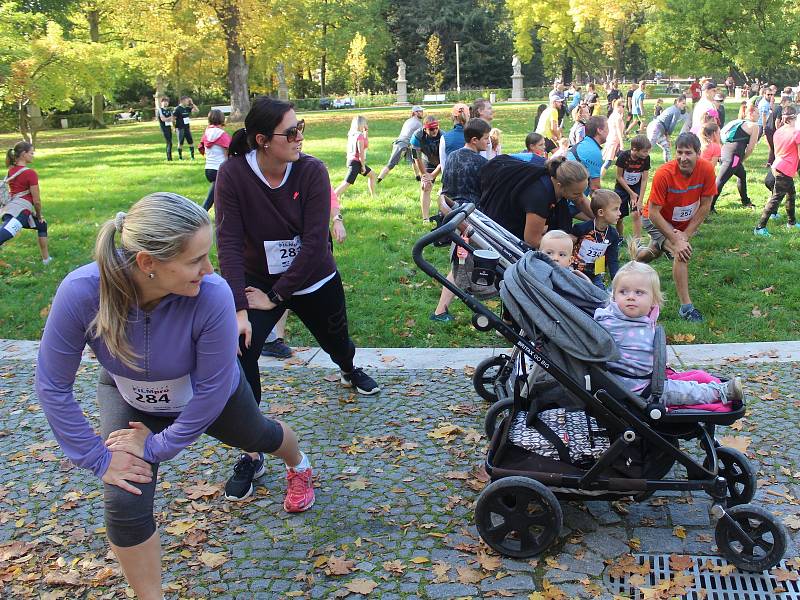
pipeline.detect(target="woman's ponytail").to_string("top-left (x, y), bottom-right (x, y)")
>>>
top-left (228, 128), bottom-right (250, 157)
top-left (89, 218), bottom-right (140, 369)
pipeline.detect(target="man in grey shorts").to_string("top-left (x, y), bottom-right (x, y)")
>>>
top-left (377, 105), bottom-right (424, 182)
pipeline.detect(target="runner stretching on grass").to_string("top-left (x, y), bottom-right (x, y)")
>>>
top-left (0, 141), bottom-right (52, 263)
top-left (35, 193), bottom-right (314, 600)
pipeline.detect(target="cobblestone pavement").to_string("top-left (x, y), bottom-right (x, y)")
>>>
top-left (1, 358), bottom-right (798, 599)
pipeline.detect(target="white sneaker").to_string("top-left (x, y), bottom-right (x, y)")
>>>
top-left (42, 257), bottom-right (53, 265)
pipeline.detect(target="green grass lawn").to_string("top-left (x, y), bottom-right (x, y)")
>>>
top-left (1, 101), bottom-right (798, 347)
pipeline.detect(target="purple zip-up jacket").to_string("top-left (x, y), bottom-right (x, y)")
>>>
top-left (35, 263), bottom-right (240, 478)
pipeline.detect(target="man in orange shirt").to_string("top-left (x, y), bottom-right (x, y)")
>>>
top-left (636, 132), bottom-right (717, 322)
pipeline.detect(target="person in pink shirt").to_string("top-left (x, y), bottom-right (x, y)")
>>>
top-left (755, 105), bottom-right (800, 235)
top-left (699, 123), bottom-right (721, 167)
top-left (334, 115), bottom-right (376, 200)
top-left (199, 109), bottom-right (232, 210)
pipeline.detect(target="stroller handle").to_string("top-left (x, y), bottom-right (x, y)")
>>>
top-left (412, 202), bottom-right (475, 281)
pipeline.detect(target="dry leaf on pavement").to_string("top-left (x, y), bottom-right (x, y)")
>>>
top-left (345, 578), bottom-right (378, 594)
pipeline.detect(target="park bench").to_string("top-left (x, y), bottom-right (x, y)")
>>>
top-left (211, 105), bottom-right (232, 115)
top-left (422, 93), bottom-right (446, 103)
top-left (114, 111), bottom-right (142, 124)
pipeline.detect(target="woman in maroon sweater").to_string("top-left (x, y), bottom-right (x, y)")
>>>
top-left (214, 97), bottom-right (379, 499)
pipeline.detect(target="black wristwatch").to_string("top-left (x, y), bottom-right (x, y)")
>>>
top-left (267, 289), bottom-right (283, 305)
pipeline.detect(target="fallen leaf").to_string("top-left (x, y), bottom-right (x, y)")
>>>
top-left (199, 551), bottom-right (227, 569)
top-left (345, 478), bottom-right (369, 491)
top-left (629, 573), bottom-right (647, 586)
top-left (382, 560), bottom-right (405, 575)
top-left (784, 515), bottom-right (800, 530)
top-left (477, 552), bottom-right (502, 571)
top-left (165, 520), bottom-right (196, 536)
top-left (410, 556), bottom-right (429, 564)
top-left (432, 561), bottom-right (450, 583)
top-left (773, 568), bottom-right (799, 582)
top-left (673, 526), bottom-right (687, 540)
top-left (345, 578), bottom-right (378, 595)
top-left (717, 435), bottom-right (751, 453)
top-left (457, 566), bottom-right (484, 584)
top-left (669, 554), bottom-right (694, 571)
top-left (183, 482), bottom-right (219, 500)
top-left (326, 556), bottom-right (355, 576)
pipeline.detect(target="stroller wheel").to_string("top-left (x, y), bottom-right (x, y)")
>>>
top-left (475, 476), bottom-right (562, 558)
top-left (714, 504), bottom-right (788, 572)
top-left (703, 447), bottom-right (756, 506)
top-left (484, 398), bottom-right (514, 438)
top-left (473, 355), bottom-right (510, 403)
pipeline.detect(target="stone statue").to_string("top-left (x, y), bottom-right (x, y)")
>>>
top-left (397, 59), bottom-right (407, 81)
top-left (512, 55), bottom-right (522, 77)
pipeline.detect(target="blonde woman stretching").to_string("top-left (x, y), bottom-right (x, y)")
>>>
top-left (36, 193), bottom-right (314, 600)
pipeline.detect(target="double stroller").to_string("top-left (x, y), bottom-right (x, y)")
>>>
top-left (412, 202), bottom-right (788, 572)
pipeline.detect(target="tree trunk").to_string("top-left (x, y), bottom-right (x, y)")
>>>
top-left (227, 48), bottom-right (249, 121)
top-left (87, 9), bottom-right (106, 129)
top-left (18, 102), bottom-right (32, 144)
top-left (560, 54), bottom-right (573, 85)
top-left (214, 0), bottom-right (250, 121)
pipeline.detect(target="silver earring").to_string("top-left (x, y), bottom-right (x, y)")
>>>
top-left (148, 272), bottom-right (155, 279)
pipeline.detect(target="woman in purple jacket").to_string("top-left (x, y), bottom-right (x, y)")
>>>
top-left (35, 193), bottom-right (314, 600)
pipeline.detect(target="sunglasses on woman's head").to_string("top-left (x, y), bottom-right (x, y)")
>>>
top-left (272, 120), bottom-right (305, 142)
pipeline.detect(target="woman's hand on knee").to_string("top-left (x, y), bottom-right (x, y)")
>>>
top-left (102, 450), bottom-right (153, 495)
top-left (105, 421), bottom-right (152, 459)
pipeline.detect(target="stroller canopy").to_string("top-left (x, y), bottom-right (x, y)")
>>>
top-left (501, 251), bottom-right (619, 364)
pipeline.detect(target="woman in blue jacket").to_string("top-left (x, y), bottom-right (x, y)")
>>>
top-left (36, 193), bottom-right (314, 600)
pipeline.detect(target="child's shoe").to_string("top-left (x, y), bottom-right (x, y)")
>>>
top-left (724, 376), bottom-right (743, 405)
top-left (753, 227), bottom-right (771, 237)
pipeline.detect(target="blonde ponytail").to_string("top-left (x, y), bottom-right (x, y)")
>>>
top-left (89, 193), bottom-right (211, 369)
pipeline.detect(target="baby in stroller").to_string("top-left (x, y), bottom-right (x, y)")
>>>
top-left (594, 259), bottom-right (743, 408)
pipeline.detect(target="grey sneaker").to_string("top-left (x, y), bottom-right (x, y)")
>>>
top-left (679, 306), bottom-right (704, 322)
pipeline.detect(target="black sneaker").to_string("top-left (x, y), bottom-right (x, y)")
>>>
top-left (679, 307), bottom-right (704, 322)
top-left (261, 338), bottom-right (293, 359)
top-left (224, 453), bottom-right (266, 501)
top-left (340, 368), bottom-right (380, 395)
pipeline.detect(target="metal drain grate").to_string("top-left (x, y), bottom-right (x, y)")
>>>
top-left (606, 554), bottom-right (800, 599)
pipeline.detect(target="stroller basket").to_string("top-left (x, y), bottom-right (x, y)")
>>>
top-left (508, 408), bottom-right (610, 468)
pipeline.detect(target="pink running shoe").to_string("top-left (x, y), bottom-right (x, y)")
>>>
top-left (284, 468), bottom-right (315, 513)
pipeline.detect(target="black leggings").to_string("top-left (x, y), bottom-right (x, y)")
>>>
top-left (203, 169), bottom-right (217, 211)
top-left (714, 140), bottom-right (750, 208)
top-left (239, 272), bottom-right (356, 404)
top-left (98, 366), bottom-right (283, 547)
top-left (160, 126), bottom-right (172, 161)
top-left (177, 127), bottom-right (194, 158)
top-left (0, 211), bottom-right (47, 246)
top-left (759, 172), bottom-right (796, 228)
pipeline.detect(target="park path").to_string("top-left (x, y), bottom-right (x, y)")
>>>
top-left (0, 340), bottom-right (798, 598)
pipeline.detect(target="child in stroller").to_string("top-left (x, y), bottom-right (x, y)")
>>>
top-left (595, 259), bottom-right (743, 409)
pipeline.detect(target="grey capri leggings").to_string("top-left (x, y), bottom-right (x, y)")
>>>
top-left (98, 365), bottom-right (283, 547)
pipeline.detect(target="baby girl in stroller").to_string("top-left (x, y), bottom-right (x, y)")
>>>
top-left (594, 259), bottom-right (743, 410)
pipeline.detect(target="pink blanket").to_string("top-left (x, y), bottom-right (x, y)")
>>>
top-left (664, 368), bottom-right (733, 412)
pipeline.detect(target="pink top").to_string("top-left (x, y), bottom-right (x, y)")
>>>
top-left (700, 142), bottom-right (721, 164)
top-left (771, 126), bottom-right (800, 177)
top-left (347, 132), bottom-right (368, 163)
